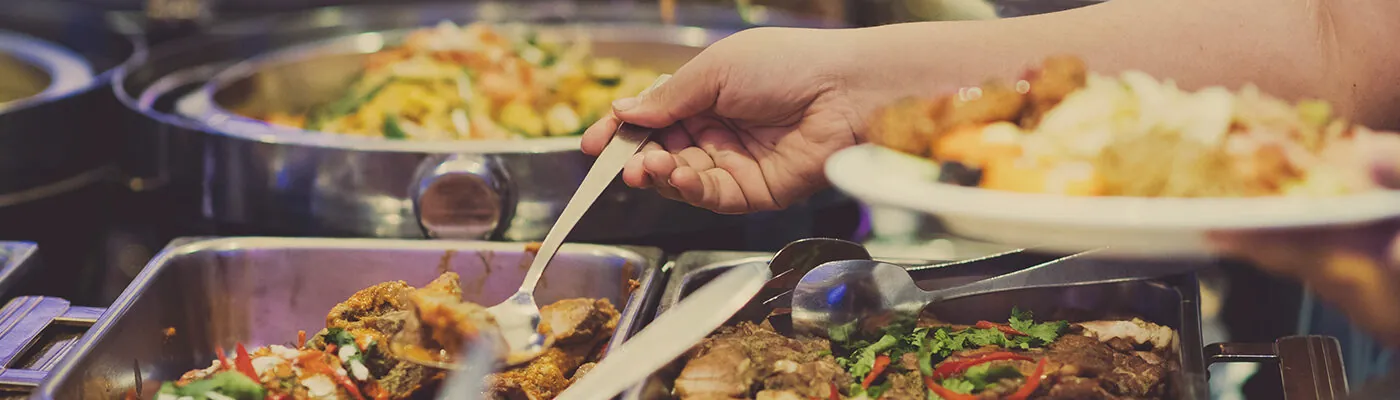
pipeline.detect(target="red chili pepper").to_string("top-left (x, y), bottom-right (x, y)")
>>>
top-left (325, 343), bottom-right (338, 355)
top-left (364, 381), bottom-right (391, 400)
top-left (233, 343), bottom-right (259, 381)
top-left (297, 330), bottom-right (307, 348)
top-left (861, 354), bottom-right (892, 389)
top-left (333, 373), bottom-right (367, 400)
top-left (975, 320), bottom-right (1027, 336)
top-left (933, 351), bottom-right (1034, 379)
top-left (923, 375), bottom-right (976, 400)
top-left (1006, 358), bottom-right (1048, 400)
top-left (215, 346), bottom-right (232, 371)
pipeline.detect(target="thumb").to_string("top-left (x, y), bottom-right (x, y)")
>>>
top-left (612, 62), bottom-right (719, 129)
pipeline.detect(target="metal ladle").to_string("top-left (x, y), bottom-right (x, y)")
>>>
top-left (392, 75), bottom-right (670, 369)
top-left (790, 249), bottom-right (1206, 337)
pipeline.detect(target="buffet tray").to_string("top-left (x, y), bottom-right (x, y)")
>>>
top-left (621, 250), bottom-right (1349, 400)
top-left (0, 237), bottom-right (663, 399)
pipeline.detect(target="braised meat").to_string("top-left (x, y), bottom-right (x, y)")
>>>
top-left (157, 271), bottom-right (630, 400)
top-left (486, 298), bottom-right (621, 400)
top-left (675, 321), bottom-right (848, 399)
top-left (673, 309), bottom-right (1176, 400)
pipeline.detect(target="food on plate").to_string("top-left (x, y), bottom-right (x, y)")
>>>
top-left (152, 272), bottom-right (625, 400)
top-left (258, 21), bottom-right (662, 141)
top-left (673, 309), bottom-right (1178, 399)
top-left (869, 55), bottom-right (1400, 197)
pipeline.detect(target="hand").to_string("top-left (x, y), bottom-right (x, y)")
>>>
top-left (580, 27), bottom-right (876, 214)
top-left (1211, 137), bottom-right (1400, 345)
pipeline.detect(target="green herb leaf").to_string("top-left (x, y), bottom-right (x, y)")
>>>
top-left (865, 380), bottom-right (895, 399)
top-left (383, 115), bottom-right (407, 139)
top-left (940, 378), bottom-right (977, 394)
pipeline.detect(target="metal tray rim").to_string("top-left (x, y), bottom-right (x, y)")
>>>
top-left (626, 250), bottom-right (1209, 400)
top-left (32, 236), bottom-right (663, 400)
top-left (190, 22), bottom-right (726, 155)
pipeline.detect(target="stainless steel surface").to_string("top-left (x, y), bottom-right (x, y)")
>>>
top-left (557, 262), bottom-right (770, 400)
top-left (116, 1), bottom-right (851, 240)
top-left (1207, 336), bottom-right (1350, 400)
top-left (731, 238), bottom-right (870, 326)
top-left (0, 4), bottom-right (143, 203)
top-left (791, 251), bottom-right (1209, 336)
top-left (0, 242), bottom-right (38, 299)
top-left (23, 237), bottom-right (662, 399)
top-left (489, 87), bottom-right (668, 367)
top-left (0, 297), bottom-right (103, 387)
top-left (626, 249), bottom-right (1214, 400)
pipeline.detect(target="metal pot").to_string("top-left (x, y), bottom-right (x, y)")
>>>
top-left (117, 1), bottom-right (850, 241)
top-left (0, 4), bottom-right (143, 206)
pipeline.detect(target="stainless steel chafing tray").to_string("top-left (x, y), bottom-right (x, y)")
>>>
top-left (0, 241), bottom-right (38, 301)
top-left (623, 250), bottom-right (1350, 400)
top-left (0, 237), bottom-right (662, 399)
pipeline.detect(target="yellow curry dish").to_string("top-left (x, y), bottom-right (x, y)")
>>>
top-left (262, 21), bottom-right (662, 141)
top-left (869, 55), bottom-right (1400, 198)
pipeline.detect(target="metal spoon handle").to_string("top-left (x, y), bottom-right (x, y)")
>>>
top-left (926, 249), bottom-right (1202, 302)
top-left (516, 75), bottom-right (670, 292)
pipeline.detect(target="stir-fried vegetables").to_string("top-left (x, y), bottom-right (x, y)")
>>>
top-left (831, 308), bottom-right (1067, 399)
top-left (261, 21), bottom-right (662, 141)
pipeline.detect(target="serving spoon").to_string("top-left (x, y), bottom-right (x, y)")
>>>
top-left (790, 249), bottom-right (1207, 337)
top-left (392, 75), bottom-right (671, 369)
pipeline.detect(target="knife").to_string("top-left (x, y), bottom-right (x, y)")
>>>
top-left (553, 262), bottom-right (771, 400)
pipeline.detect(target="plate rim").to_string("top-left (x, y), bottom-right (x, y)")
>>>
top-left (826, 143), bottom-right (1400, 230)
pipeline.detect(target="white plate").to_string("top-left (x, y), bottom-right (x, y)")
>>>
top-left (826, 144), bottom-right (1400, 258)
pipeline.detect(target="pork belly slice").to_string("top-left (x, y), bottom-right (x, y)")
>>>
top-left (675, 322), bottom-right (848, 400)
top-left (540, 298), bottom-right (620, 345)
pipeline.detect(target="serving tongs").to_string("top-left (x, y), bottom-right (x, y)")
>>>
top-left (790, 249), bottom-right (1209, 337)
top-left (732, 242), bottom-right (1093, 334)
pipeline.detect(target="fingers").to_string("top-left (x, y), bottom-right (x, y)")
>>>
top-left (581, 112), bottom-right (620, 156)
top-left (612, 61), bottom-right (719, 129)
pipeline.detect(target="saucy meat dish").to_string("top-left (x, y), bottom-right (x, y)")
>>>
top-left (148, 272), bottom-right (625, 400)
top-left (674, 310), bottom-right (1177, 399)
top-left (869, 55), bottom-right (1400, 197)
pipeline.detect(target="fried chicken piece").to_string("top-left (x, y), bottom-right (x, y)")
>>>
top-left (407, 282), bottom-right (501, 359)
top-left (326, 280), bottom-right (415, 331)
top-left (541, 298), bottom-right (620, 345)
top-left (938, 80), bottom-right (1027, 130)
top-left (567, 362), bottom-right (596, 386)
top-left (1021, 55), bottom-right (1088, 128)
top-left (488, 345), bottom-right (596, 400)
top-left (867, 97), bottom-right (946, 157)
top-left (486, 298), bottom-right (621, 400)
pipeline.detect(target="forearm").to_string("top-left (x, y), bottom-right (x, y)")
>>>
top-left (842, 0), bottom-right (1400, 130)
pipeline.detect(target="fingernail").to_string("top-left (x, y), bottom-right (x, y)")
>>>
top-left (612, 97), bottom-right (638, 111)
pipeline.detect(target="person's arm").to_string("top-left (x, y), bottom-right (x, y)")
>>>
top-left (834, 0), bottom-right (1400, 132)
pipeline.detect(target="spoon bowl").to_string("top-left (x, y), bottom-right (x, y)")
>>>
top-left (791, 250), bottom-right (1209, 337)
top-left (390, 75), bottom-right (670, 369)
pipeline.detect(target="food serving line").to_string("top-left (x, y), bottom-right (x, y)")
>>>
top-left (0, 1), bottom-right (1375, 399)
